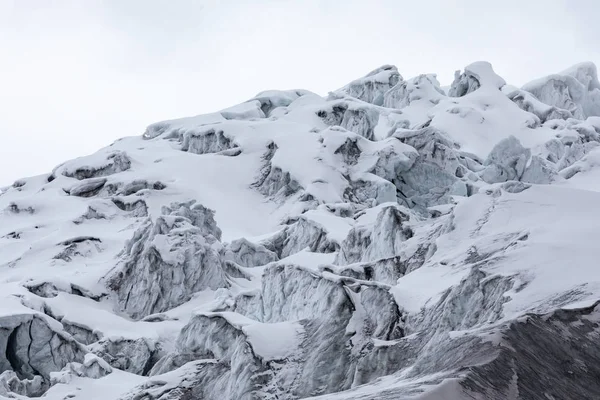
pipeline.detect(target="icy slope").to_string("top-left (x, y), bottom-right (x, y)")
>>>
top-left (2, 61), bottom-right (600, 399)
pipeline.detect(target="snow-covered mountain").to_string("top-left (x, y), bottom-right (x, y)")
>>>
top-left (2, 61), bottom-right (600, 399)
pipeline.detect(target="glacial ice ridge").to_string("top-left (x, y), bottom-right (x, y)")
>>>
top-left (2, 61), bottom-right (600, 399)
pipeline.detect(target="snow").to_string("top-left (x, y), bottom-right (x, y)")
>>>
top-left (277, 248), bottom-right (337, 270)
top-left (242, 320), bottom-right (303, 361)
top-left (43, 369), bottom-right (146, 400)
top-left (3, 60), bottom-right (600, 399)
top-left (464, 61), bottom-right (507, 89)
top-left (194, 311), bottom-right (303, 361)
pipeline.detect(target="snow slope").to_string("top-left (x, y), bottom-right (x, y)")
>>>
top-left (1, 61), bottom-right (600, 399)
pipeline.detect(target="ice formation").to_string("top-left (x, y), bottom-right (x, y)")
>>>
top-left (2, 61), bottom-right (600, 399)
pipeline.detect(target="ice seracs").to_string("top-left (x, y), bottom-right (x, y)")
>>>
top-left (108, 200), bottom-right (231, 319)
top-left (2, 60), bottom-right (600, 399)
top-left (522, 61), bottom-right (600, 119)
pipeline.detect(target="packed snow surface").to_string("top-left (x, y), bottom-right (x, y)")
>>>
top-left (2, 61), bottom-right (600, 399)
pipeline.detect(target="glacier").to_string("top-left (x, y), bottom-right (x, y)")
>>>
top-left (2, 61), bottom-right (600, 399)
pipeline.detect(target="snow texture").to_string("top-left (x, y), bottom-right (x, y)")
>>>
top-left (2, 61), bottom-right (600, 399)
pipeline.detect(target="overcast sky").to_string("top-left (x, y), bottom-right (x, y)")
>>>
top-left (1, 0), bottom-right (599, 185)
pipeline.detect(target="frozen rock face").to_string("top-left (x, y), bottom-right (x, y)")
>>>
top-left (5, 60), bottom-right (600, 399)
top-left (108, 200), bottom-right (230, 319)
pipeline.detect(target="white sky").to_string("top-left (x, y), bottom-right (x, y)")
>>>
top-left (1, 0), bottom-right (599, 185)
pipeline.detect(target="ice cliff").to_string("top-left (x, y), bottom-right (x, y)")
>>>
top-left (2, 61), bottom-right (600, 399)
